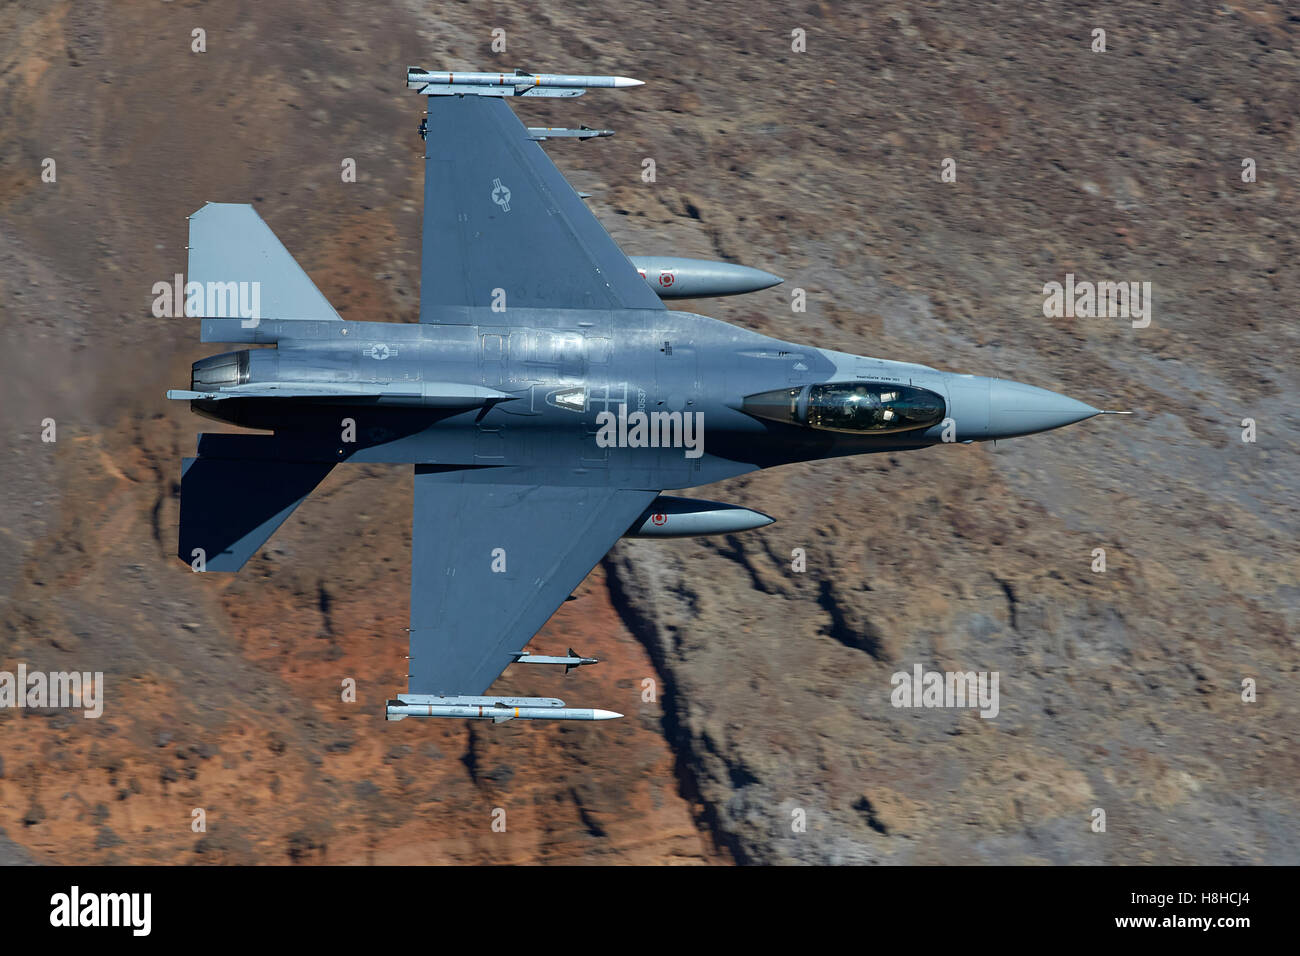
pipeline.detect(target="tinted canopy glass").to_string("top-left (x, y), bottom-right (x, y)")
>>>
top-left (806, 383), bottom-right (944, 433)
top-left (741, 386), bottom-right (802, 425)
top-left (744, 382), bottom-right (944, 435)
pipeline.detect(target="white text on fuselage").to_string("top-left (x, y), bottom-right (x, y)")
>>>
top-left (595, 404), bottom-right (704, 459)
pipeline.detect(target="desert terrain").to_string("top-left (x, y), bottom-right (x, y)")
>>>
top-left (0, 0), bottom-right (1296, 864)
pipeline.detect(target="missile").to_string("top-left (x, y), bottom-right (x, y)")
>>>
top-left (166, 380), bottom-right (519, 409)
top-left (388, 704), bottom-right (622, 722)
top-left (407, 68), bottom-right (643, 98)
top-left (527, 127), bottom-right (614, 141)
top-left (625, 495), bottom-right (775, 538)
top-left (629, 256), bottom-right (783, 299)
top-left (385, 694), bottom-right (621, 722)
top-left (512, 648), bottom-right (599, 673)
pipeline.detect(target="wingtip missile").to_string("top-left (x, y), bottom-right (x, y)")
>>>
top-left (407, 68), bottom-right (645, 97)
top-left (385, 694), bottom-right (621, 722)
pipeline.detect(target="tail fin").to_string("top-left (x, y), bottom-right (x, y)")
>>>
top-left (178, 457), bottom-right (334, 571)
top-left (187, 203), bottom-right (341, 320)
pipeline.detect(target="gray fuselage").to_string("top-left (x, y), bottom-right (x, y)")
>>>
top-left (190, 307), bottom-right (1098, 490)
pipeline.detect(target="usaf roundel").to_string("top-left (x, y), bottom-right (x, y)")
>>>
top-left (491, 177), bottom-right (512, 212)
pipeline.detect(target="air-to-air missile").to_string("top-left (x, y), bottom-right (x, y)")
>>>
top-left (386, 695), bottom-right (621, 722)
top-left (526, 126), bottom-right (614, 141)
top-left (166, 379), bottom-right (519, 409)
top-left (625, 496), bottom-right (775, 538)
top-left (406, 68), bottom-right (643, 97)
top-left (630, 256), bottom-right (784, 299)
top-left (511, 648), bottom-right (600, 673)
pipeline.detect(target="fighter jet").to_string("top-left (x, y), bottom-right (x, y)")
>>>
top-left (168, 68), bottom-right (1112, 723)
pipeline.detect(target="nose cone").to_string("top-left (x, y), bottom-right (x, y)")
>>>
top-left (988, 379), bottom-right (1100, 438)
top-left (746, 268), bottom-right (784, 292)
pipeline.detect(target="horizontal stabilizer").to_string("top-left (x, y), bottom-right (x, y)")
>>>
top-left (178, 457), bottom-right (334, 571)
top-left (188, 203), bottom-right (342, 321)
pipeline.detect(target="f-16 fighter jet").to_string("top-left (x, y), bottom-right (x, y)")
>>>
top-left (169, 68), bottom-right (1112, 723)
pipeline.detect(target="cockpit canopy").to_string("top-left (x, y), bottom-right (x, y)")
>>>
top-left (743, 382), bottom-right (946, 435)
